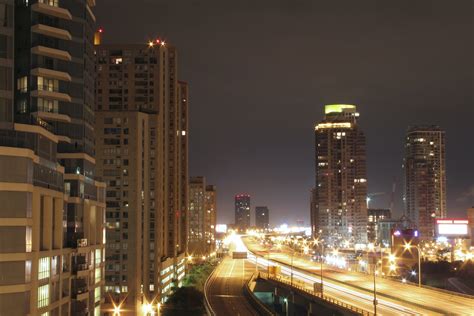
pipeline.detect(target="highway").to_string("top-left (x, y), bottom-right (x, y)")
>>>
top-left (205, 256), bottom-right (260, 316)
top-left (243, 236), bottom-right (474, 316)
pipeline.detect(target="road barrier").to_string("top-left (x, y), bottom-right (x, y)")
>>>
top-left (243, 273), bottom-right (275, 316)
top-left (203, 264), bottom-right (218, 316)
top-left (259, 272), bottom-right (373, 316)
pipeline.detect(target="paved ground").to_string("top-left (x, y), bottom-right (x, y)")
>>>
top-left (206, 256), bottom-right (260, 316)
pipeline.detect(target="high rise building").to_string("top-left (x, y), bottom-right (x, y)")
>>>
top-left (403, 126), bottom-right (446, 239)
top-left (205, 185), bottom-right (217, 252)
top-left (188, 177), bottom-right (217, 255)
top-left (235, 194), bottom-right (251, 230)
top-left (312, 104), bottom-right (367, 245)
top-left (0, 1), bottom-right (105, 315)
top-left (255, 206), bottom-right (269, 229)
top-left (367, 208), bottom-right (391, 242)
top-left (95, 42), bottom-right (188, 312)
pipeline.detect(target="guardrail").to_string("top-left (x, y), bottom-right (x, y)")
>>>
top-left (243, 273), bottom-right (276, 316)
top-left (203, 265), bottom-right (217, 316)
top-left (404, 278), bottom-right (474, 299)
top-left (259, 272), bottom-right (373, 316)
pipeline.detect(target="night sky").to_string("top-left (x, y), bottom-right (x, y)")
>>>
top-left (96, 0), bottom-right (473, 226)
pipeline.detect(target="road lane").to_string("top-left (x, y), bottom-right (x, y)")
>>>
top-left (206, 256), bottom-right (260, 316)
top-left (244, 237), bottom-right (474, 316)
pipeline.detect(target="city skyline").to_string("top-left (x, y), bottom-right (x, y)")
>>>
top-left (0, 1), bottom-right (472, 315)
top-left (95, 0), bottom-right (473, 225)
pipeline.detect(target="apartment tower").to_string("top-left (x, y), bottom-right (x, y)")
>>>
top-left (188, 177), bottom-right (216, 256)
top-left (312, 104), bottom-right (367, 245)
top-left (0, 1), bottom-right (105, 315)
top-left (235, 194), bottom-right (251, 230)
top-left (95, 41), bottom-right (188, 313)
top-left (403, 126), bottom-right (446, 239)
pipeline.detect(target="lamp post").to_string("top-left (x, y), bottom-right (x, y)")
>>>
top-left (367, 244), bottom-right (378, 315)
top-left (290, 250), bottom-right (294, 287)
top-left (404, 243), bottom-right (422, 287)
top-left (373, 264), bottom-right (377, 316)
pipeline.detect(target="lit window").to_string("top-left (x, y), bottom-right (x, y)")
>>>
top-left (39, 0), bottom-right (59, 7)
top-left (94, 286), bottom-right (101, 303)
top-left (95, 249), bottom-right (101, 265)
top-left (26, 227), bottom-right (32, 252)
top-left (95, 268), bottom-right (101, 284)
top-left (17, 76), bottom-right (28, 92)
top-left (37, 76), bottom-right (58, 92)
top-left (38, 284), bottom-right (49, 308)
top-left (38, 257), bottom-right (50, 280)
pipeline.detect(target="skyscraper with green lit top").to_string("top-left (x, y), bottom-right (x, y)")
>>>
top-left (312, 105), bottom-right (368, 245)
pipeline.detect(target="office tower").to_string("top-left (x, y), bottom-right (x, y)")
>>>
top-left (312, 104), bottom-right (367, 245)
top-left (367, 208), bottom-right (391, 242)
top-left (0, 1), bottom-right (105, 315)
top-left (235, 194), bottom-right (251, 230)
top-left (296, 219), bottom-right (304, 227)
top-left (255, 206), bottom-right (269, 229)
top-left (403, 126), bottom-right (446, 239)
top-left (95, 41), bottom-right (188, 312)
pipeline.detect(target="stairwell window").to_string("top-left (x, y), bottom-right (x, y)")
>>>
top-left (38, 257), bottom-right (50, 280)
top-left (38, 284), bottom-right (49, 308)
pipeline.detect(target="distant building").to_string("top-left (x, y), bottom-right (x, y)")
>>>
top-left (188, 177), bottom-right (216, 255)
top-left (255, 206), bottom-right (270, 229)
top-left (312, 104), bottom-right (368, 245)
top-left (468, 208), bottom-right (474, 246)
top-left (368, 209), bottom-right (391, 242)
top-left (205, 185), bottom-right (217, 251)
top-left (235, 194), bottom-right (251, 230)
top-left (296, 219), bottom-right (305, 227)
top-left (403, 126), bottom-right (446, 240)
top-left (377, 219), bottom-right (400, 247)
top-left (310, 188), bottom-right (319, 234)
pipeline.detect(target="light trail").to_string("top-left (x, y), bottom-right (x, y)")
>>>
top-left (245, 240), bottom-right (422, 316)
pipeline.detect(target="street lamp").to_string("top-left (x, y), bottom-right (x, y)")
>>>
top-left (367, 245), bottom-right (378, 315)
top-left (283, 297), bottom-right (289, 316)
top-left (404, 243), bottom-right (422, 287)
top-left (313, 238), bottom-right (325, 297)
top-left (113, 304), bottom-right (122, 316)
top-left (290, 249), bottom-right (295, 287)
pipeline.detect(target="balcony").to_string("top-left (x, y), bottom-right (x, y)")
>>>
top-left (33, 111), bottom-right (71, 123)
top-left (31, 67), bottom-right (72, 82)
top-left (31, 46), bottom-right (72, 61)
top-left (31, 89), bottom-right (72, 103)
top-left (31, 2), bottom-right (72, 20)
top-left (31, 24), bottom-right (72, 41)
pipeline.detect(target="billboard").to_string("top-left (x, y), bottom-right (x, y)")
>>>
top-left (436, 219), bottom-right (469, 236)
top-left (215, 224), bottom-right (227, 233)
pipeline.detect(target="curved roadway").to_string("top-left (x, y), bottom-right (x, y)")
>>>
top-left (206, 256), bottom-right (260, 316)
